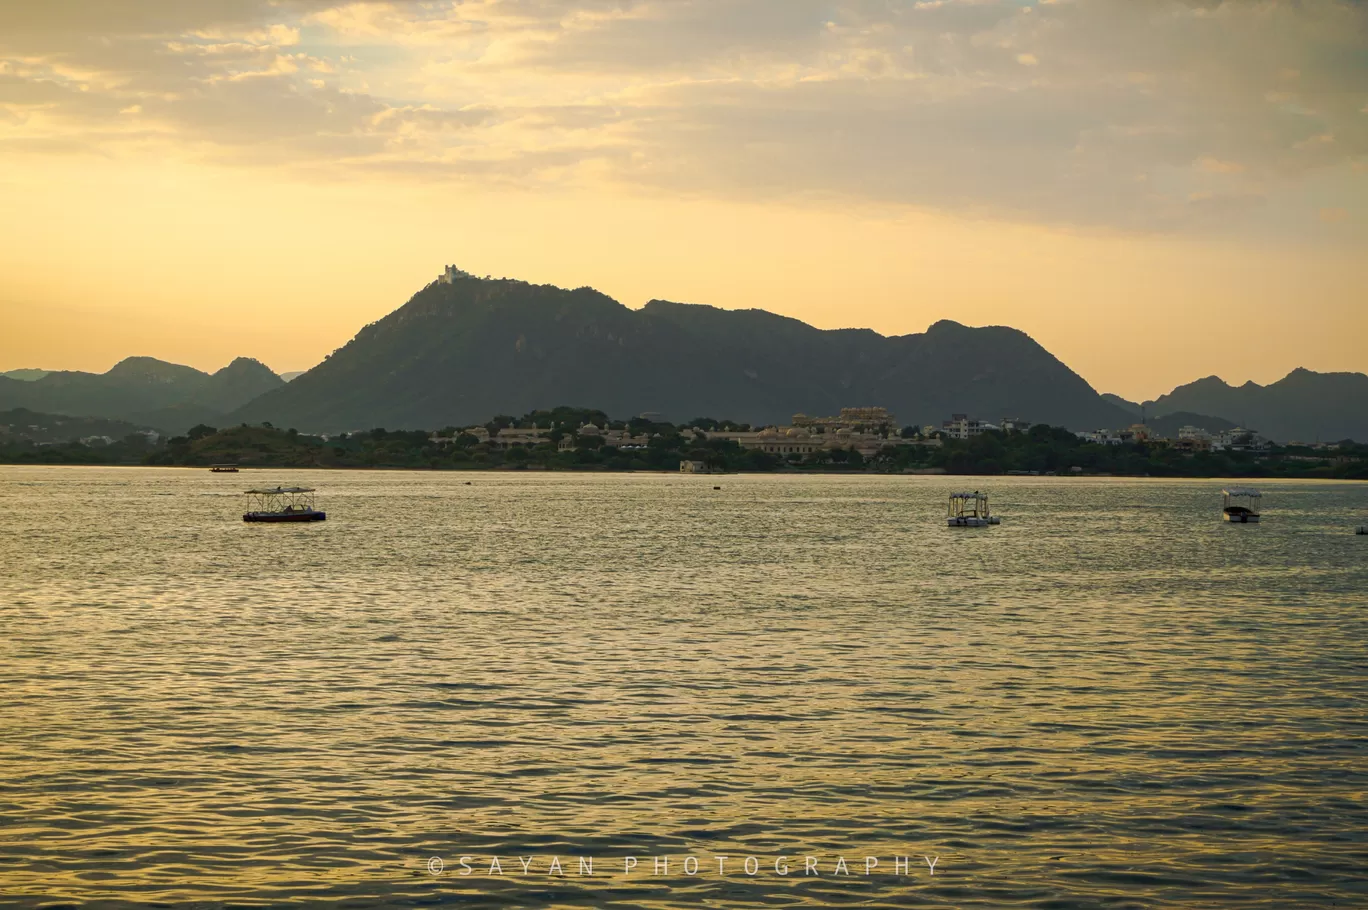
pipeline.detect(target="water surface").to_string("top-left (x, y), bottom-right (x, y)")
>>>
top-left (1, 467), bottom-right (1366, 908)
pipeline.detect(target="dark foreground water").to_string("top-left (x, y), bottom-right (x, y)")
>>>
top-left (1, 467), bottom-right (1366, 908)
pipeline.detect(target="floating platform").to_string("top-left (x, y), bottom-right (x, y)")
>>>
top-left (947, 491), bottom-right (1000, 528)
top-left (1222, 510), bottom-right (1260, 523)
top-left (947, 516), bottom-right (1001, 527)
top-left (1222, 488), bottom-right (1261, 524)
top-left (242, 486), bottom-right (325, 523)
top-left (244, 509), bottom-right (326, 523)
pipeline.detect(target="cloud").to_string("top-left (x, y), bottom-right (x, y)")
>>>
top-left (1196, 157), bottom-right (1245, 174)
top-left (1, 0), bottom-right (1365, 231)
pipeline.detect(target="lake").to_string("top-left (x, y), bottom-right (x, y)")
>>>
top-left (1, 467), bottom-right (1365, 908)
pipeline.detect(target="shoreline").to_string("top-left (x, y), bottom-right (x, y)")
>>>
top-left (0, 460), bottom-right (1362, 481)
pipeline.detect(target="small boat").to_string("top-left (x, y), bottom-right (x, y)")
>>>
top-left (243, 486), bottom-right (326, 523)
top-left (1357, 525), bottom-right (1366, 535)
top-left (1222, 487), bottom-right (1261, 523)
top-left (947, 491), bottom-right (1000, 527)
top-left (211, 464), bottom-right (239, 473)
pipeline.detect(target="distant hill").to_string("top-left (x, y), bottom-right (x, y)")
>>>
top-left (0, 408), bottom-right (149, 444)
top-left (1145, 411), bottom-right (1240, 439)
top-left (0, 356), bottom-right (283, 434)
top-left (280, 371), bottom-right (306, 382)
top-left (1100, 393), bottom-right (1142, 416)
top-left (1143, 369), bottom-right (1368, 442)
top-left (1, 369), bottom-right (50, 382)
top-left (192, 357), bottom-right (285, 413)
top-left (1096, 396), bottom-right (1239, 438)
top-left (231, 273), bottom-right (1135, 433)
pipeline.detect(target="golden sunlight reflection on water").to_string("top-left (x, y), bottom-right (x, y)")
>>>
top-left (1, 467), bottom-right (1366, 908)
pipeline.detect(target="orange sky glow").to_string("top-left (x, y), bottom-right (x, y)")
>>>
top-left (1, 0), bottom-right (1364, 401)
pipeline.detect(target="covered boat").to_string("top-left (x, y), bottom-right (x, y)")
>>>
top-left (243, 486), bottom-right (326, 523)
top-left (947, 491), bottom-right (1000, 527)
top-left (1222, 487), bottom-right (1261, 523)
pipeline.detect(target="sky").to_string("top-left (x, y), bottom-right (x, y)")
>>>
top-left (1, 0), bottom-right (1364, 401)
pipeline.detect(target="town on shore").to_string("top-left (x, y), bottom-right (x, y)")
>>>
top-left (3, 404), bottom-right (1365, 480)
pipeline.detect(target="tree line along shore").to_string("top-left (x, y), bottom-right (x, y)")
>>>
top-left (2, 406), bottom-right (1365, 480)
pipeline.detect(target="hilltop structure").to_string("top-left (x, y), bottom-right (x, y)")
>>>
top-left (436, 264), bottom-right (471, 285)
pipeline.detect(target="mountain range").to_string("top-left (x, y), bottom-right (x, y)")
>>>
top-left (0, 356), bottom-right (282, 434)
top-left (1104, 373), bottom-right (1368, 444)
top-left (229, 274), bottom-right (1136, 433)
top-left (3, 271), bottom-right (1365, 441)
top-left (1116, 370), bottom-right (1368, 444)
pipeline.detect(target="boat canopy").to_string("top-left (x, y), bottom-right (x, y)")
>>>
top-left (245, 486), bottom-right (315, 495)
top-left (950, 491), bottom-right (988, 500)
top-left (1222, 487), bottom-right (1262, 498)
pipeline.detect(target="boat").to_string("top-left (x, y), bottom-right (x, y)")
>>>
top-left (1357, 525), bottom-right (1367, 535)
top-left (210, 464), bottom-right (239, 473)
top-left (947, 491), bottom-right (1001, 527)
top-left (243, 486), bottom-right (326, 523)
top-left (1222, 487), bottom-right (1261, 523)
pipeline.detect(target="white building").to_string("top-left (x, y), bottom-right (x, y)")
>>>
top-left (942, 414), bottom-right (998, 440)
top-left (1212, 428), bottom-right (1268, 452)
top-left (704, 421), bottom-right (935, 458)
top-left (488, 427), bottom-right (549, 449)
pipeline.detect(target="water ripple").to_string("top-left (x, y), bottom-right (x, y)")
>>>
top-left (0, 468), bottom-right (1365, 908)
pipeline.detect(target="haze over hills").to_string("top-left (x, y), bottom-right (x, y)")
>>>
top-left (0, 369), bottom-right (50, 382)
top-left (1106, 370), bottom-right (1368, 443)
top-left (1098, 395), bottom-right (1240, 440)
top-left (1142, 412), bottom-right (1241, 440)
top-left (231, 272), bottom-right (1137, 434)
top-left (1101, 393), bottom-right (1143, 416)
top-left (0, 408), bottom-right (150, 445)
top-left (0, 356), bottom-right (283, 434)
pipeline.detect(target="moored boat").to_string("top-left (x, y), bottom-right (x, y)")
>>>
top-left (211, 464), bottom-right (239, 473)
top-left (947, 491), bottom-right (1000, 527)
top-left (243, 486), bottom-right (326, 523)
top-left (1222, 487), bottom-right (1261, 523)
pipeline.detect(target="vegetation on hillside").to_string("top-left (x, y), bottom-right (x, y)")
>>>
top-left (2, 409), bottom-right (1364, 479)
top-left (0, 357), bottom-right (283, 435)
top-left (903, 424), bottom-right (1368, 480)
top-left (228, 273), bottom-right (1136, 433)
